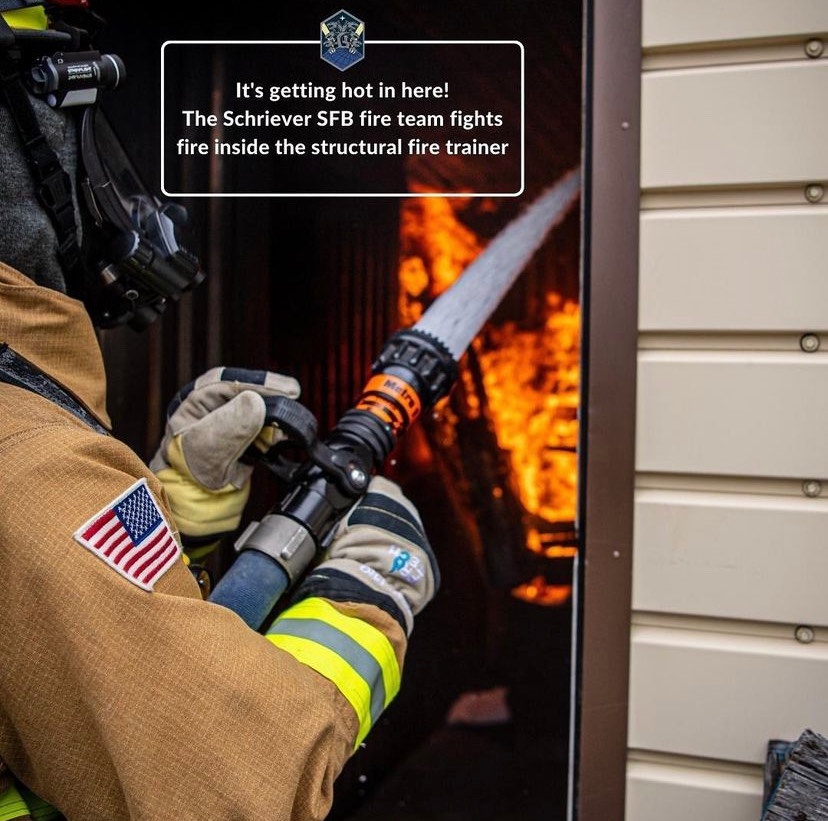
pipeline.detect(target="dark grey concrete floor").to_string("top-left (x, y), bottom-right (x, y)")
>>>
top-left (337, 719), bottom-right (569, 820)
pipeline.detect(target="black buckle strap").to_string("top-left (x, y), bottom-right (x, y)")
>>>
top-left (0, 25), bottom-right (85, 287)
top-left (0, 1), bottom-right (44, 11)
top-left (0, 343), bottom-right (109, 435)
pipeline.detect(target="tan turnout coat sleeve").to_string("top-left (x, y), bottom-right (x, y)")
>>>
top-left (0, 262), bottom-right (406, 820)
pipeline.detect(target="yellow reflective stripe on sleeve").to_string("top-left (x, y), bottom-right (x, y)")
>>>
top-left (267, 631), bottom-right (374, 745)
top-left (1, 7), bottom-right (48, 31)
top-left (267, 597), bottom-right (401, 747)
top-left (0, 784), bottom-right (30, 821)
top-left (276, 597), bottom-right (401, 707)
top-left (17, 787), bottom-right (59, 821)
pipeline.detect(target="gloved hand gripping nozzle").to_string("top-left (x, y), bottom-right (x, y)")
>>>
top-left (208, 169), bottom-right (582, 629)
top-left (208, 329), bottom-right (457, 629)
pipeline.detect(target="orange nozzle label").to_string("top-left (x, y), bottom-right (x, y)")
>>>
top-left (355, 374), bottom-right (422, 435)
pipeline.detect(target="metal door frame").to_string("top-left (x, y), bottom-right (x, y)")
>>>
top-left (571, 0), bottom-right (642, 818)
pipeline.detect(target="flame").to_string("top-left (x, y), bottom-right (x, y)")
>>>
top-left (475, 293), bottom-right (579, 522)
top-left (526, 527), bottom-right (578, 560)
top-left (512, 576), bottom-right (573, 607)
top-left (399, 197), bottom-right (483, 326)
top-left (399, 196), bottom-right (579, 605)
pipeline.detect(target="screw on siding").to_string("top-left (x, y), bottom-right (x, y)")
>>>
top-left (803, 480), bottom-right (822, 498)
top-left (800, 333), bottom-right (821, 353)
top-left (804, 184), bottom-right (824, 203)
top-left (805, 38), bottom-right (824, 58)
top-left (795, 625), bottom-right (816, 644)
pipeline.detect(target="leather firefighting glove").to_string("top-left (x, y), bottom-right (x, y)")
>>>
top-left (292, 476), bottom-right (439, 636)
top-left (150, 367), bottom-right (300, 558)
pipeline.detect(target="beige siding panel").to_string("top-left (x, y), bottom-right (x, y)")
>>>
top-left (641, 62), bottom-right (828, 189)
top-left (639, 208), bottom-right (828, 332)
top-left (626, 759), bottom-right (762, 821)
top-left (628, 625), bottom-right (828, 762)
top-left (636, 351), bottom-right (828, 478)
top-left (643, 0), bottom-right (828, 49)
top-left (633, 489), bottom-right (828, 625)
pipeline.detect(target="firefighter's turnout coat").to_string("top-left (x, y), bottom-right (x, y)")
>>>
top-left (0, 261), bottom-right (406, 820)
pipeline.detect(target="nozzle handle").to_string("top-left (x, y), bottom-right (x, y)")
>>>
top-left (208, 328), bottom-right (458, 629)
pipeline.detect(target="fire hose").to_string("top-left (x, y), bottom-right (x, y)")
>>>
top-left (208, 169), bottom-right (581, 629)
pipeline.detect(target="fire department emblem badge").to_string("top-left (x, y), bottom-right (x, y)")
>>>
top-left (320, 10), bottom-right (365, 71)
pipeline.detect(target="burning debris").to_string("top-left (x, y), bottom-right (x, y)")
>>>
top-left (476, 293), bottom-right (579, 524)
top-left (398, 184), bottom-right (580, 605)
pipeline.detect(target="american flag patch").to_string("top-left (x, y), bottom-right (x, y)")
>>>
top-left (73, 479), bottom-right (180, 591)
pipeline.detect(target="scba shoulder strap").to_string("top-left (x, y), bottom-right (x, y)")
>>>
top-left (0, 1), bottom-right (44, 13)
top-left (0, 17), bottom-right (85, 294)
top-left (0, 343), bottom-right (109, 435)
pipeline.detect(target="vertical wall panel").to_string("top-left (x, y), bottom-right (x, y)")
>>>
top-left (639, 208), bottom-right (828, 332)
top-left (636, 352), bottom-right (828, 478)
top-left (629, 2), bottom-right (828, 818)
top-left (642, 0), bottom-right (828, 48)
top-left (626, 759), bottom-right (763, 821)
top-left (641, 62), bottom-right (828, 189)
top-left (629, 626), bottom-right (828, 763)
top-left (633, 489), bottom-right (828, 625)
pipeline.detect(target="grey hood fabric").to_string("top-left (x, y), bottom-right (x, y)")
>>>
top-left (0, 95), bottom-right (81, 293)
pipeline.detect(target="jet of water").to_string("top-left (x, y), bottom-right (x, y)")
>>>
top-left (414, 168), bottom-right (582, 360)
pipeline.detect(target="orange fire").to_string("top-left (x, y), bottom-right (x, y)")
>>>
top-left (475, 294), bottom-right (579, 524)
top-left (399, 196), bottom-right (579, 606)
top-left (511, 576), bottom-right (574, 608)
top-left (399, 196), bottom-right (483, 326)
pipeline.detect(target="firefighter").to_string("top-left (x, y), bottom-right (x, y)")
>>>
top-left (0, 3), bottom-right (438, 819)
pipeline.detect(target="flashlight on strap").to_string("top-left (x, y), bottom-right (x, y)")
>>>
top-left (29, 51), bottom-right (125, 108)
